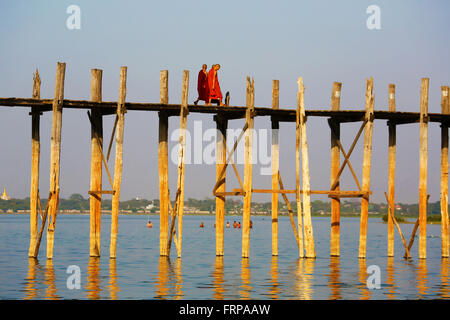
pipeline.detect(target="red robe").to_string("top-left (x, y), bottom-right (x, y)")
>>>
top-left (197, 70), bottom-right (209, 101)
top-left (207, 68), bottom-right (222, 102)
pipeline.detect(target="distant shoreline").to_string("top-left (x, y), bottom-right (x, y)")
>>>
top-left (1, 211), bottom-right (444, 224)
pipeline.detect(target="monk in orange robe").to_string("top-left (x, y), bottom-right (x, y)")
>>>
top-left (194, 64), bottom-right (209, 105)
top-left (208, 64), bottom-right (223, 106)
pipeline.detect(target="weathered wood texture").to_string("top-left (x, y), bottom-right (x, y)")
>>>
top-left (330, 82), bottom-right (341, 257)
top-left (46, 62), bottom-right (65, 259)
top-left (28, 69), bottom-right (41, 258)
top-left (358, 77), bottom-right (374, 259)
top-left (242, 77), bottom-right (254, 258)
top-left (298, 77), bottom-right (315, 258)
top-left (159, 70), bottom-right (169, 256)
top-left (89, 69), bottom-right (103, 257)
top-left (419, 78), bottom-right (429, 259)
top-left (387, 84), bottom-right (396, 257)
top-left (271, 79), bottom-right (279, 256)
top-left (215, 115), bottom-right (227, 256)
top-left (110, 66), bottom-right (127, 258)
top-left (176, 70), bottom-right (189, 258)
top-left (441, 86), bottom-right (449, 258)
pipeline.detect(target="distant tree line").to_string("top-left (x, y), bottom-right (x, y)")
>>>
top-left (0, 193), bottom-right (445, 216)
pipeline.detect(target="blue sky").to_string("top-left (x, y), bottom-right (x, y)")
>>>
top-left (0, 0), bottom-right (449, 203)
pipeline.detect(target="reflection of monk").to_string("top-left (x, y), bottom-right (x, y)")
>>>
top-left (208, 64), bottom-right (223, 106)
top-left (194, 64), bottom-right (209, 105)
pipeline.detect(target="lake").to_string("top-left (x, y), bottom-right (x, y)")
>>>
top-left (0, 214), bottom-right (448, 300)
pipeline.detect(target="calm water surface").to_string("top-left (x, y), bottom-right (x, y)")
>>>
top-left (0, 214), bottom-right (449, 300)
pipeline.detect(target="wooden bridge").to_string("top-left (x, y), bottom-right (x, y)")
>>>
top-left (1, 62), bottom-right (449, 261)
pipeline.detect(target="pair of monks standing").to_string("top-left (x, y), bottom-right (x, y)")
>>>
top-left (194, 64), bottom-right (224, 106)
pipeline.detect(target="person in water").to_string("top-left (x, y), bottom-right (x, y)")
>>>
top-left (233, 221), bottom-right (237, 228)
top-left (250, 220), bottom-right (253, 228)
top-left (226, 221), bottom-right (230, 228)
top-left (200, 222), bottom-right (204, 228)
top-left (194, 64), bottom-right (209, 105)
top-left (207, 64), bottom-right (223, 106)
top-left (147, 220), bottom-right (152, 228)
top-left (238, 222), bottom-right (241, 229)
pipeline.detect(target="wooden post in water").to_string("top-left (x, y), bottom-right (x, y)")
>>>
top-left (159, 70), bottom-right (169, 256)
top-left (46, 62), bottom-right (65, 259)
top-left (358, 77), bottom-right (374, 259)
top-left (330, 82), bottom-right (341, 257)
top-left (298, 77), bottom-right (316, 259)
top-left (176, 70), bottom-right (189, 258)
top-left (242, 77), bottom-right (254, 258)
top-left (387, 84), bottom-right (396, 257)
top-left (215, 114), bottom-right (227, 256)
top-left (441, 86), bottom-right (450, 258)
top-left (271, 80), bottom-right (279, 256)
top-left (110, 66), bottom-right (127, 258)
top-left (28, 69), bottom-right (41, 258)
top-left (296, 80), bottom-right (304, 259)
top-left (419, 78), bottom-right (429, 260)
top-left (89, 69), bottom-right (103, 257)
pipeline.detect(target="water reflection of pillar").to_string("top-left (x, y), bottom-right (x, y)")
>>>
top-left (240, 258), bottom-right (252, 300)
top-left (24, 258), bottom-right (39, 300)
top-left (358, 259), bottom-right (370, 300)
top-left (213, 256), bottom-right (225, 300)
top-left (86, 257), bottom-right (101, 300)
top-left (328, 257), bottom-right (341, 300)
top-left (295, 259), bottom-right (315, 300)
top-left (386, 257), bottom-right (396, 300)
top-left (44, 259), bottom-right (59, 300)
top-left (109, 258), bottom-right (119, 300)
top-left (174, 258), bottom-right (183, 300)
top-left (417, 259), bottom-right (428, 298)
top-left (155, 256), bottom-right (170, 299)
top-left (440, 259), bottom-right (450, 298)
top-left (269, 256), bottom-right (279, 300)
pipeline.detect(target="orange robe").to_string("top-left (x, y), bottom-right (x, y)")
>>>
top-left (207, 68), bottom-right (222, 102)
top-left (197, 70), bottom-right (209, 101)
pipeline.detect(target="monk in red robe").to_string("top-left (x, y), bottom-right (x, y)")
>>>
top-left (208, 64), bottom-right (223, 106)
top-left (194, 64), bottom-right (209, 105)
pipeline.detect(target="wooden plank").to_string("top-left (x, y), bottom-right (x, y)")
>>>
top-left (176, 70), bottom-right (189, 258)
top-left (330, 81), bottom-right (341, 257)
top-left (330, 119), bottom-right (367, 191)
top-left (272, 80), bottom-right (279, 256)
top-left (89, 69), bottom-right (103, 257)
top-left (384, 192), bottom-right (411, 259)
top-left (28, 69), bottom-right (41, 258)
top-left (441, 85), bottom-right (449, 258)
top-left (278, 172), bottom-right (300, 249)
top-left (405, 194), bottom-right (430, 258)
top-left (110, 66), bottom-right (127, 258)
top-left (215, 115), bottom-right (227, 256)
top-left (419, 78), bottom-right (429, 259)
top-left (298, 77), bottom-right (315, 258)
top-left (159, 70), bottom-right (169, 256)
top-left (358, 77), bottom-right (374, 259)
top-left (46, 62), bottom-right (65, 259)
top-left (388, 84), bottom-right (396, 257)
top-left (4, 97), bottom-right (450, 123)
top-left (242, 77), bottom-right (254, 258)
